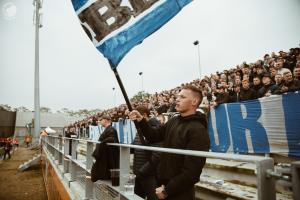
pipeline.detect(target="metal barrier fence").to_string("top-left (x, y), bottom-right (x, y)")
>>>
top-left (42, 135), bottom-right (282, 200)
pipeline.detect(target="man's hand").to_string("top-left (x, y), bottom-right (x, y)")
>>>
top-left (128, 110), bottom-right (143, 122)
top-left (281, 86), bottom-right (288, 93)
top-left (155, 185), bottom-right (167, 199)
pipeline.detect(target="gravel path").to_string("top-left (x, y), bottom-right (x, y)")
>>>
top-left (0, 147), bottom-right (47, 200)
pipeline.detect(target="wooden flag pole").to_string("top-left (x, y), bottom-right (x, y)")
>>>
top-left (112, 68), bottom-right (147, 145)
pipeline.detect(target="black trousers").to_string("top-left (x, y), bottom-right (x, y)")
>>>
top-left (4, 150), bottom-right (10, 159)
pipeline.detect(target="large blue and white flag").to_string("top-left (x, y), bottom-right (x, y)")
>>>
top-left (71, 0), bottom-right (193, 68)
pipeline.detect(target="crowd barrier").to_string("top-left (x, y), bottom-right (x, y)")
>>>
top-left (42, 135), bottom-right (282, 200)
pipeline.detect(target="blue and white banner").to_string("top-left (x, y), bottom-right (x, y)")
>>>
top-left (71, 0), bottom-right (193, 68)
top-left (89, 125), bottom-right (103, 141)
top-left (208, 92), bottom-right (300, 158)
top-left (107, 92), bottom-right (300, 158)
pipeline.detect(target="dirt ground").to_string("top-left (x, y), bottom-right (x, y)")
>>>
top-left (0, 147), bottom-right (47, 200)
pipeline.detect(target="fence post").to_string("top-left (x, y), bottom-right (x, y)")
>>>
top-left (119, 146), bottom-right (130, 191)
top-left (257, 158), bottom-right (275, 200)
top-left (54, 137), bottom-right (59, 162)
top-left (63, 139), bottom-right (70, 173)
top-left (58, 137), bottom-right (63, 165)
top-left (292, 161), bottom-right (300, 200)
top-left (70, 139), bottom-right (78, 182)
top-left (85, 141), bottom-right (94, 199)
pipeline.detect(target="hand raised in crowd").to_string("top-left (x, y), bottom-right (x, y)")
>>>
top-left (128, 110), bottom-right (143, 122)
top-left (281, 85), bottom-right (289, 93)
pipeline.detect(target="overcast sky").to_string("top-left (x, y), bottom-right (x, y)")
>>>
top-left (1, 0), bottom-right (300, 111)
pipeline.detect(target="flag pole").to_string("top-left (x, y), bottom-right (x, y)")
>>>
top-left (112, 67), bottom-right (146, 145)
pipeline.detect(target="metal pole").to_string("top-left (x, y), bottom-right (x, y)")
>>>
top-left (141, 73), bottom-right (144, 92)
top-left (193, 40), bottom-right (201, 79)
top-left (112, 68), bottom-right (146, 145)
top-left (112, 87), bottom-right (116, 106)
top-left (139, 72), bottom-right (143, 92)
top-left (34, 0), bottom-right (41, 139)
top-left (197, 44), bottom-right (201, 79)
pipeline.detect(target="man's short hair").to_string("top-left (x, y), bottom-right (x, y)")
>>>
top-left (182, 85), bottom-right (203, 106)
top-left (100, 115), bottom-right (111, 121)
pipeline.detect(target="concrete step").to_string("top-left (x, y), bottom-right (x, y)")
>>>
top-left (18, 154), bottom-right (41, 171)
top-left (195, 158), bottom-right (293, 200)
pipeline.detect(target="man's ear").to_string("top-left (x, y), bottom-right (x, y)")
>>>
top-left (192, 97), bottom-right (198, 106)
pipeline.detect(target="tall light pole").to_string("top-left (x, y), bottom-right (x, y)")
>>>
top-left (138, 72), bottom-right (143, 92)
top-left (193, 40), bottom-right (201, 79)
top-left (33, 0), bottom-right (42, 138)
top-left (112, 87), bottom-right (116, 106)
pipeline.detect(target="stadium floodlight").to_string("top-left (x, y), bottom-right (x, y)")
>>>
top-left (193, 40), bottom-right (201, 79)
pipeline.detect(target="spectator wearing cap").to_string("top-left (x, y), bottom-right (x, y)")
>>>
top-left (274, 70), bottom-right (300, 94)
top-left (240, 79), bottom-right (257, 101)
top-left (258, 73), bottom-right (278, 97)
top-left (91, 115), bottom-right (119, 182)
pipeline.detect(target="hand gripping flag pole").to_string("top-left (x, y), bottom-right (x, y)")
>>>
top-left (111, 67), bottom-right (147, 145)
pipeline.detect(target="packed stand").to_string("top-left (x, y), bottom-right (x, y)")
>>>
top-left (66, 47), bottom-right (300, 138)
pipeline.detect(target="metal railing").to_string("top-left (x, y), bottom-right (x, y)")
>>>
top-left (41, 135), bottom-right (284, 200)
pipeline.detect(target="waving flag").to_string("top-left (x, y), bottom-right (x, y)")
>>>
top-left (71, 0), bottom-right (193, 68)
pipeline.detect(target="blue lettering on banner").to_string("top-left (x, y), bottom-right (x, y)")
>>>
top-left (282, 92), bottom-right (300, 157)
top-left (208, 105), bottom-right (231, 152)
top-left (228, 100), bottom-right (269, 153)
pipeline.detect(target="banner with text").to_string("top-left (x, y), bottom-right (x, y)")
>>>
top-left (91, 92), bottom-right (300, 157)
top-left (208, 92), bottom-right (300, 157)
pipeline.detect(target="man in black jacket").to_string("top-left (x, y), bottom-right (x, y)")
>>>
top-left (240, 79), bottom-right (257, 101)
top-left (133, 106), bottom-right (161, 200)
top-left (91, 115), bottom-right (119, 182)
top-left (129, 85), bottom-right (210, 200)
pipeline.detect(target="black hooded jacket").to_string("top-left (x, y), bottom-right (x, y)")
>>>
top-left (137, 112), bottom-right (210, 200)
top-left (91, 126), bottom-right (119, 182)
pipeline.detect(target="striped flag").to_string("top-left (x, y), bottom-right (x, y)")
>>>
top-left (71, 0), bottom-right (193, 68)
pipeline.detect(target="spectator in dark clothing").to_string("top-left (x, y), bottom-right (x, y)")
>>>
top-left (258, 73), bottom-right (278, 97)
top-left (129, 85), bottom-right (210, 200)
top-left (256, 65), bottom-right (265, 80)
top-left (252, 76), bottom-right (262, 93)
top-left (230, 85), bottom-right (241, 103)
top-left (133, 106), bottom-right (161, 200)
top-left (274, 70), bottom-right (300, 94)
top-left (65, 127), bottom-right (76, 156)
top-left (211, 86), bottom-right (230, 107)
top-left (91, 115), bottom-right (119, 182)
top-left (3, 139), bottom-right (12, 159)
top-left (240, 79), bottom-right (257, 101)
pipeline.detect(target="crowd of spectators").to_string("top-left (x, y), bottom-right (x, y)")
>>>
top-left (66, 47), bottom-right (300, 133)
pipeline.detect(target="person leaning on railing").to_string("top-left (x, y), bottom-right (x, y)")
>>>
top-left (129, 85), bottom-right (210, 200)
